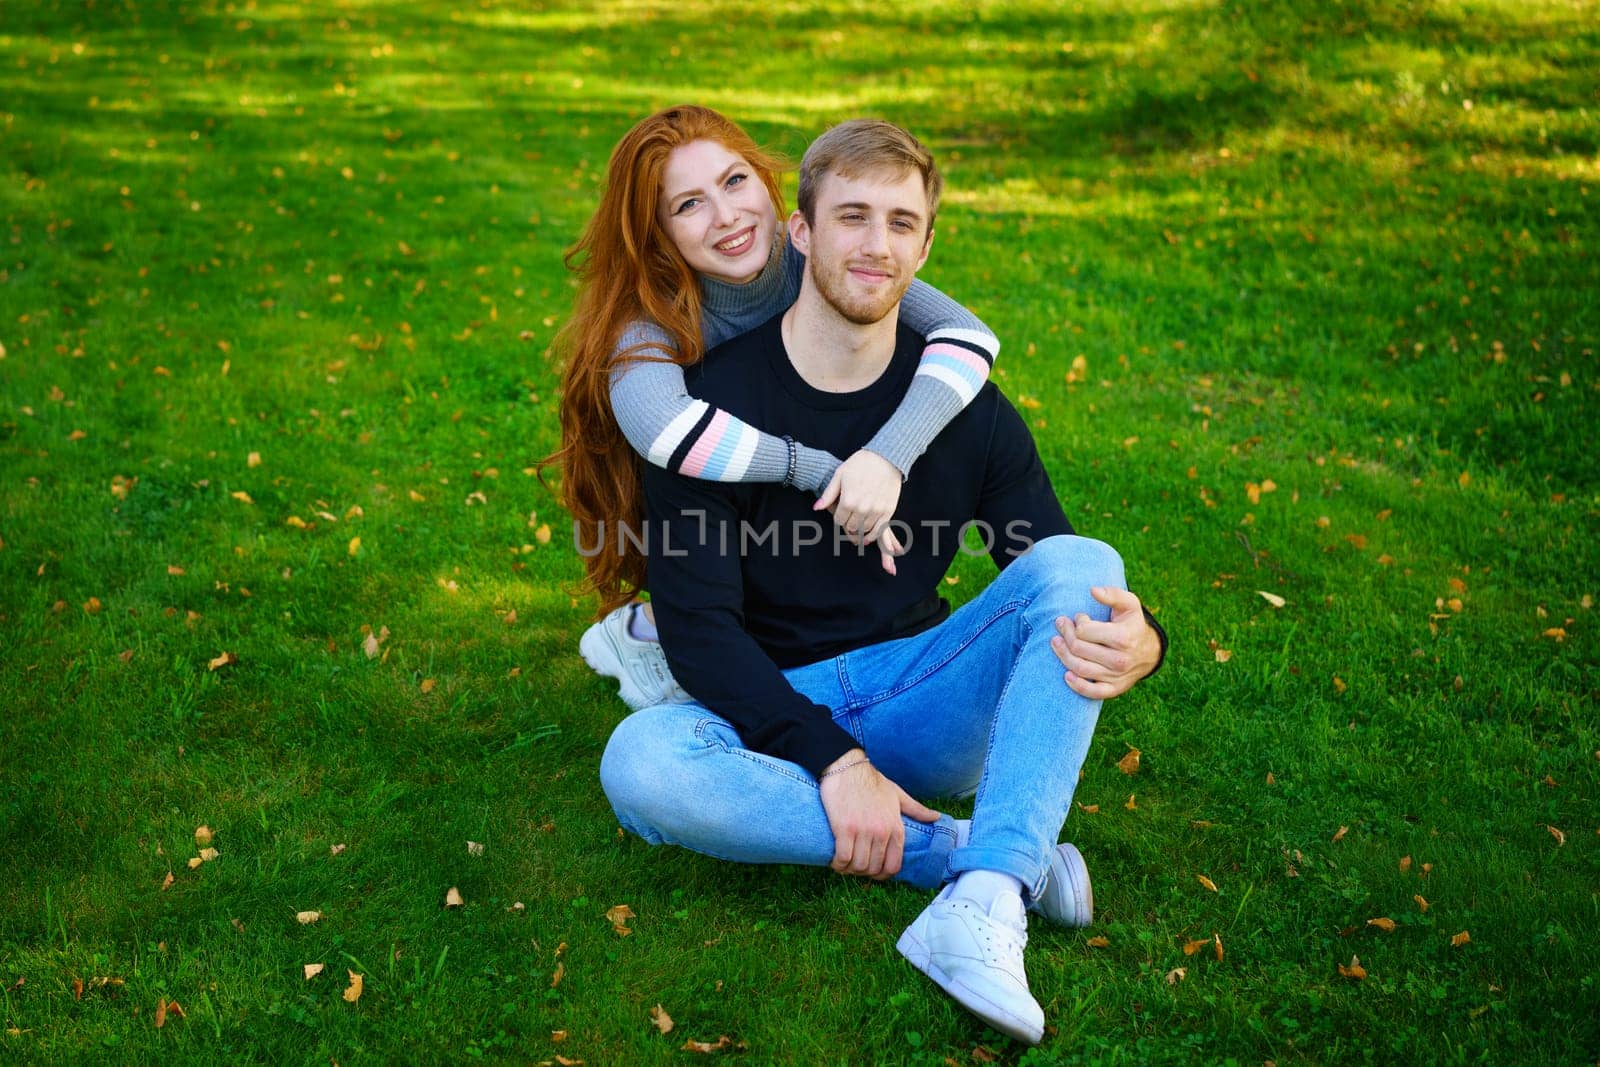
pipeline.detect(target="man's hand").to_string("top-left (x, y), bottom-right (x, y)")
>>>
top-left (817, 749), bottom-right (940, 880)
top-left (815, 450), bottom-right (904, 575)
top-left (1051, 586), bottom-right (1162, 700)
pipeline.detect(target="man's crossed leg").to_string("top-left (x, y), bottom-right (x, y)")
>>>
top-left (602, 534), bottom-right (1123, 1043)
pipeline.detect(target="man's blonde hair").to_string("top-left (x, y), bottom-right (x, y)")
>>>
top-left (797, 119), bottom-right (941, 229)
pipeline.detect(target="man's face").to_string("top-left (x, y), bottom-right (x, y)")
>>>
top-left (791, 168), bottom-right (933, 325)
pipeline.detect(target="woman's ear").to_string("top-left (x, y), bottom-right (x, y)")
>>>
top-left (787, 209), bottom-right (810, 255)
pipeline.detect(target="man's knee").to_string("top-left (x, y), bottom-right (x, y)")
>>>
top-left (1015, 534), bottom-right (1126, 591)
top-left (599, 709), bottom-right (678, 829)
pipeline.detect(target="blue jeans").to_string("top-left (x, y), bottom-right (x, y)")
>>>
top-left (599, 534), bottom-right (1126, 899)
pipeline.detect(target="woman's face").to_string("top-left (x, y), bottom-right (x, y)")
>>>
top-left (657, 139), bottom-right (777, 286)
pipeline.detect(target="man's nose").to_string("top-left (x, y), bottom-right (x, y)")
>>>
top-left (861, 221), bottom-right (891, 255)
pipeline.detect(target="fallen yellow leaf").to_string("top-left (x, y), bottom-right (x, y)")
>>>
top-left (296, 911), bottom-right (322, 925)
top-left (154, 999), bottom-right (167, 1029)
top-left (1085, 935), bottom-right (1110, 948)
top-left (605, 904), bottom-right (636, 926)
top-left (1214, 648), bottom-right (1233, 663)
top-left (444, 886), bottom-right (464, 908)
top-left (1197, 874), bottom-right (1218, 893)
top-left (1338, 955), bottom-right (1367, 980)
top-left (198, 847), bottom-right (219, 862)
top-left (1414, 894), bottom-right (1429, 912)
top-left (1332, 825), bottom-right (1348, 843)
top-left (186, 857), bottom-right (203, 870)
top-left (195, 826), bottom-right (213, 847)
top-left (343, 971), bottom-right (363, 1003)
top-left (348, 536), bottom-right (361, 557)
top-left (1547, 825), bottom-right (1566, 846)
top-left (1182, 938), bottom-right (1209, 956)
top-left (247, 451), bottom-right (261, 468)
top-left (1451, 930), bottom-right (1471, 947)
top-left (650, 1003), bottom-right (674, 1034)
top-left (682, 1035), bottom-right (735, 1054)
top-left (1214, 933), bottom-right (1224, 961)
top-left (207, 651), bottom-right (237, 671)
top-left (420, 678), bottom-right (436, 694)
top-left (1124, 793), bottom-right (1137, 811)
top-left (1257, 590), bottom-right (1286, 608)
top-left (1117, 747), bottom-right (1141, 775)
top-left (1165, 967), bottom-right (1187, 985)
top-left (1367, 917), bottom-right (1396, 932)
top-left (231, 491), bottom-right (253, 504)
top-left (303, 963), bottom-right (324, 980)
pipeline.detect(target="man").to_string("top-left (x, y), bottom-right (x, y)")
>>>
top-left (599, 120), bottom-right (1166, 1044)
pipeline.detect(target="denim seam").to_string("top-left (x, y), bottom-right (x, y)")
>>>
top-left (692, 717), bottom-right (815, 788)
top-left (841, 595), bottom-right (1032, 707)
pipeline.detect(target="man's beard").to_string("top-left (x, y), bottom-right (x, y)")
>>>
top-left (807, 255), bottom-right (913, 326)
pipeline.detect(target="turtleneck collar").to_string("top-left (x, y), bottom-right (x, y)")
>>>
top-left (698, 229), bottom-right (788, 319)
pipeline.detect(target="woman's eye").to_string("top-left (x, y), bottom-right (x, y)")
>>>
top-left (726, 172), bottom-right (747, 188)
top-left (674, 197), bottom-right (700, 214)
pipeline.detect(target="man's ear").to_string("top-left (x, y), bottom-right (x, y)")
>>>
top-left (914, 227), bottom-right (935, 273)
top-left (787, 209), bottom-right (810, 256)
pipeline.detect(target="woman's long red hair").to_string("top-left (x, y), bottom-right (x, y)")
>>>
top-left (544, 105), bottom-right (786, 615)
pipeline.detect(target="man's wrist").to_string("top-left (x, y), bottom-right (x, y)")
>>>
top-left (820, 748), bottom-right (869, 779)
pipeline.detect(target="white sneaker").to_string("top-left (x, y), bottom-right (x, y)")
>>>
top-left (578, 604), bottom-right (692, 710)
top-left (1029, 843), bottom-right (1093, 928)
top-left (896, 884), bottom-right (1044, 1045)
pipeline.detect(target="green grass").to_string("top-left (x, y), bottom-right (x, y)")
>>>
top-left (2, 0), bottom-right (1596, 1061)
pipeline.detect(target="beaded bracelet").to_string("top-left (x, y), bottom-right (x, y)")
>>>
top-left (781, 435), bottom-right (799, 487)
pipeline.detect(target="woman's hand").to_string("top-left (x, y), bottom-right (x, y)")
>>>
top-left (815, 450), bottom-right (905, 575)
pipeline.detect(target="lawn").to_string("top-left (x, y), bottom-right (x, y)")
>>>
top-left (1, 0), bottom-right (1596, 1062)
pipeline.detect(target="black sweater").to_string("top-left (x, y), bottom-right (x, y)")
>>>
top-left (641, 313), bottom-right (1133, 776)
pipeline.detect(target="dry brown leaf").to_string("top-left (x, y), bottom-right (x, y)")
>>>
top-left (1124, 793), bottom-right (1137, 811)
top-left (161, 872), bottom-right (174, 891)
top-left (304, 963), bottom-right (325, 980)
top-left (1332, 675), bottom-right (1347, 694)
top-left (1367, 917), bottom-right (1396, 932)
top-left (1332, 825), bottom-right (1348, 843)
top-left (154, 998), bottom-right (167, 1029)
top-left (186, 857), bottom-right (203, 870)
top-left (1451, 930), bottom-right (1471, 947)
top-left (1197, 875), bottom-right (1218, 893)
top-left (343, 970), bottom-right (363, 1002)
top-left (330, 843), bottom-right (347, 856)
top-left (1338, 956), bottom-right (1367, 980)
top-left (650, 1003), bottom-right (674, 1034)
top-left (551, 1030), bottom-right (568, 1042)
top-left (466, 840), bottom-right (483, 857)
top-left (605, 904), bottom-right (636, 926)
top-left (1266, 771), bottom-right (1276, 785)
top-left (72, 978), bottom-right (84, 1000)
top-left (1399, 855), bottom-right (1412, 873)
top-left (1117, 747), bottom-right (1141, 775)
top-left (1257, 590), bottom-right (1286, 608)
top-left (502, 609), bottom-right (518, 625)
top-left (420, 678), bottom-right (436, 693)
top-left (207, 651), bottom-right (237, 672)
top-left (444, 886), bottom-right (464, 908)
top-left (507, 901), bottom-right (525, 913)
top-left (194, 825), bottom-right (213, 847)
top-left (1182, 938), bottom-right (1209, 956)
top-left (1547, 825), bottom-right (1567, 847)
top-left (296, 910), bottom-right (322, 925)
top-left (1165, 967), bottom-right (1187, 985)
top-left (682, 1035), bottom-right (734, 1054)
top-left (1414, 894), bottom-right (1430, 913)
top-left (972, 1047), bottom-right (999, 1064)
top-left (362, 632), bottom-right (381, 658)
top-left (1214, 648), bottom-right (1233, 663)
top-left (550, 961), bottom-right (564, 988)
top-left (166, 1000), bottom-right (185, 1020)
top-left (198, 847), bottom-right (219, 862)
top-left (1085, 935), bottom-right (1110, 948)
top-left (555, 1057), bottom-right (583, 1067)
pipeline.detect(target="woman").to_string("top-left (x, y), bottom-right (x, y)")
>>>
top-left (548, 105), bottom-right (1001, 709)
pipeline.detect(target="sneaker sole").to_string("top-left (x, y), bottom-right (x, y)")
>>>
top-left (1032, 843), bottom-right (1093, 928)
top-left (578, 624), bottom-right (649, 710)
top-left (895, 924), bottom-right (1045, 1045)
